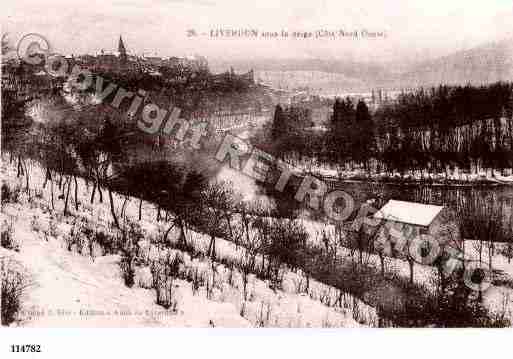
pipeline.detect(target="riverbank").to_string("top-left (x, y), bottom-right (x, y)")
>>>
top-left (318, 175), bottom-right (512, 188)
top-left (294, 165), bottom-right (513, 187)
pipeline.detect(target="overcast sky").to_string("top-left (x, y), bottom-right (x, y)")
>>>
top-left (4, 0), bottom-right (513, 64)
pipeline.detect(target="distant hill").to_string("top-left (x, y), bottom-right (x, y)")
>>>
top-left (209, 39), bottom-right (513, 92)
top-left (209, 58), bottom-right (392, 92)
top-left (396, 39), bottom-right (513, 88)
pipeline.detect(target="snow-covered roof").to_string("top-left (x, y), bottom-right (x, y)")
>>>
top-left (373, 200), bottom-right (444, 227)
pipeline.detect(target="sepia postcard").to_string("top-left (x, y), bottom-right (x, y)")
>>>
top-left (1, 0), bottom-right (513, 341)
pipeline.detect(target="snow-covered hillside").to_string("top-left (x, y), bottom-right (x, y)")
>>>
top-left (1, 159), bottom-right (368, 328)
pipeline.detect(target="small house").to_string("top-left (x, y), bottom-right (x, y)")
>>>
top-left (372, 200), bottom-right (460, 257)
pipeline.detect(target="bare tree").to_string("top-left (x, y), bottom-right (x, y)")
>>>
top-left (201, 183), bottom-right (233, 260)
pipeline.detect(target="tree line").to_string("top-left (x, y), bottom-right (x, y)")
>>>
top-left (265, 82), bottom-right (513, 176)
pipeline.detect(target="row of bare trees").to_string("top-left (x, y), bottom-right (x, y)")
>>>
top-left (255, 82), bottom-right (513, 176)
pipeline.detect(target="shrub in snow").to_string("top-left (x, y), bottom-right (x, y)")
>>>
top-left (120, 254), bottom-right (136, 287)
top-left (240, 301), bottom-right (247, 318)
top-left (65, 220), bottom-right (86, 253)
top-left (120, 243), bottom-right (136, 288)
top-left (257, 301), bottom-right (272, 327)
top-left (144, 243), bottom-right (161, 264)
top-left (17, 191), bottom-right (30, 205)
top-left (136, 239), bottom-right (151, 262)
top-left (204, 265), bottom-right (226, 301)
top-left (28, 194), bottom-right (42, 209)
top-left (1, 260), bottom-right (28, 326)
top-left (93, 230), bottom-right (117, 255)
top-left (82, 203), bottom-right (94, 215)
top-left (187, 267), bottom-right (204, 295)
top-left (34, 189), bottom-right (44, 200)
top-left (119, 219), bottom-right (149, 287)
top-left (497, 241), bottom-right (513, 263)
top-left (64, 219), bottom-right (116, 257)
top-left (47, 217), bottom-right (59, 238)
top-left (150, 260), bottom-right (179, 311)
top-left (120, 220), bottom-right (144, 247)
top-left (30, 215), bottom-right (43, 233)
top-left (156, 252), bottom-right (185, 279)
top-left (1, 183), bottom-right (21, 205)
top-left (1, 220), bottom-right (18, 252)
top-left (227, 264), bottom-right (235, 286)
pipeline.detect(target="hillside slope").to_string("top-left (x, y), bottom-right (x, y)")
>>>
top-left (1, 159), bottom-right (366, 328)
top-left (397, 39), bottom-right (513, 87)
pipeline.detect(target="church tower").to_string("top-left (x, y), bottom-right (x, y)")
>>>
top-left (118, 35), bottom-right (127, 68)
